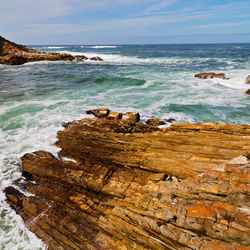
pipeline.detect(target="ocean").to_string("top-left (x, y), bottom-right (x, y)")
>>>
top-left (0, 44), bottom-right (249, 249)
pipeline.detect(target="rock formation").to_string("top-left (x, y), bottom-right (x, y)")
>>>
top-left (0, 36), bottom-right (102, 65)
top-left (245, 75), bottom-right (250, 84)
top-left (245, 89), bottom-right (250, 95)
top-left (4, 109), bottom-right (250, 249)
top-left (146, 118), bottom-right (165, 126)
top-left (195, 72), bottom-right (229, 80)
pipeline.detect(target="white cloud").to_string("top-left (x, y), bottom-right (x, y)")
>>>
top-left (189, 21), bottom-right (250, 30)
top-left (144, 0), bottom-right (177, 14)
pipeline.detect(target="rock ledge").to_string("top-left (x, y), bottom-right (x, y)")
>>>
top-left (4, 110), bottom-right (250, 249)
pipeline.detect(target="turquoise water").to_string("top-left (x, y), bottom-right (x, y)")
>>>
top-left (0, 44), bottom-right (249, 248)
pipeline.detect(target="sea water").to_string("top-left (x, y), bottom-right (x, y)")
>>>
top-left (0, 44), bottom-right (249, 249)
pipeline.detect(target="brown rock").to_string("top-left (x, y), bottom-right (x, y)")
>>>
top-left (245, 89), bottom-right (250, 95)
top-left (0, 36), bottom-right (102, 65)
top-left (245, 75), bottom-right (250, 84)
top-left (146, 118), bottom-right (165, 126)
top-left (4, 114), bottom-right (250, 249)
top-left (107, 111), bottom-right (122, 119)
top-left (74, 55), bottom-right (88, 61)
top-left (0, 35), bottom-right (35, 55)
top-left (86, 108), bottom-right (110, 118)
top-left (90, 56), bottom-right (103, 61)
top-left (195, 72), bottom-right (229, 80)
top-left (165, 118), bottom-right (176, 123)
top-left (122, 112), bottom-right (140, 122)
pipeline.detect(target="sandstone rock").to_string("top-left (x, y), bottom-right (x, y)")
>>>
top-left (4, 114), bottom-right (250, 249)
top-left (195, 72), bottom-right (229, 80)
top-left (245, 75), bottom-right (250, 84)
top-left (122, 112), bottom-right (140, 122)
top-left (146, 118), bottom-right (165, 126)
top-left (90, 56), bottom-right (103, 61)
top-left (245, 89), bottom-right (250, 95)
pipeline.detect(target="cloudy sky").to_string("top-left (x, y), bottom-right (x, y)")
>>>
top-left (1, 0), bottom-right (250, 44)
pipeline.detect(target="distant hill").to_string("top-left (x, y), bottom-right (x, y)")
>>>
top-left (0, 35), bottom-right (35, 55)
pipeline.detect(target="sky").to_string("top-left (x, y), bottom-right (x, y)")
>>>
top-left (0, 0), bottom-right (250, 45)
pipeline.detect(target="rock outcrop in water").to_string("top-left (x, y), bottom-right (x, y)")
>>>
top-left (245, 75), bottom-right (250, 84)
top-left (0, 36), bottom-right (102, 65)
top-left (4, 109), bottom-right (250, 249)
top-left (195, 72), bottom-right (229, 80)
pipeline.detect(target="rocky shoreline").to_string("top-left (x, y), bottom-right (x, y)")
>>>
top-left (0, 36), bottom-right (103, 65)
top-left (4, 109), bottom-right (250, 249)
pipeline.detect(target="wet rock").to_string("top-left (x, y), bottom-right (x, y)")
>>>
top-left (245, 89), bottom-right (250, 95)
top-left (195, 72), bottom-right (229, 80)
top-left (74, 55), bottom-right (88, 61)
top-left (245, 75), bottom-right (250, 84)
top-left (165, 118), bottom-right (176, 123)
top-left (86, 108), bottom-right (110, 118)
top-left (90, 56), bottom-right (103, 61)
top-left (146, 118), bottom-right (165, 126)
top-left (122, 112), bottom-right (140, 122)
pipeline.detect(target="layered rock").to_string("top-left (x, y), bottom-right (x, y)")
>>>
top-left (0, 36), bottom-right (102, 65)
top-left (195, 72), bottom-right (229, 80)
top-left (4, 111), bottom-right (250, 249)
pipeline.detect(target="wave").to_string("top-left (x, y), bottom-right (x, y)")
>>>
top-left (47, 46), bottom-right (65, 49)
top-left (90, 46), bottom-right (118, 49)
top-left (80, 45), bottom-right (118, 49)
top-left (57, 50), bottom-right (244, 68)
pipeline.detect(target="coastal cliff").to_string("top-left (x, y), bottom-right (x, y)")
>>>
top-left (0, 36), bottom-right (102, 65)
top-left (4, 110), bottom-right (250, 249)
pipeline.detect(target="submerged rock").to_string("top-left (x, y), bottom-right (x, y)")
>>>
top-left (195, 72), bottom-right (229, 80)
top-left (4, 111), bottom-right (250, 249)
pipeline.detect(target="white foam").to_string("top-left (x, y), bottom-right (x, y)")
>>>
top-left (80, 45), bottom-right (118, 48)
top-left (47, 46), bottom-right (65, 49)
top-left (90, 46), bottom-right (118, 49)
top-left (57, 50), bottom-right (201, 65)
top-left (208, 70), bottom-right (250, 90)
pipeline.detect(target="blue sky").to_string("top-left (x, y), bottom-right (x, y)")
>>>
top-left (1, 0), bottom-right (250, 44)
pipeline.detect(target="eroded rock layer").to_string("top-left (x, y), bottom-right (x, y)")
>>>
top-left (4, 114), bottom-right (250, 249)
